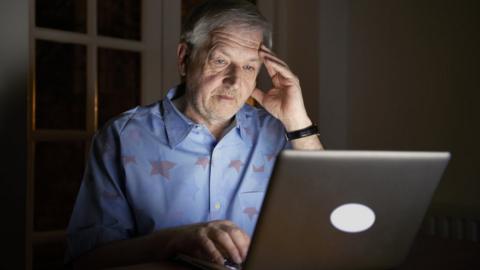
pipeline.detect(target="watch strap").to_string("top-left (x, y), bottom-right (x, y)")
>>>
top-left (285, 124), bottom-right (319, 141)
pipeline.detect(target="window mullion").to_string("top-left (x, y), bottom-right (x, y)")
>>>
top-left (86, 0), bottom-right (97, 135)
top-left (26, 0), bottom-right (36, 267)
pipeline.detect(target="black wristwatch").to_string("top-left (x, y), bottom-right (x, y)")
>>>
top-left (285, 124), bottom-right (320, 141)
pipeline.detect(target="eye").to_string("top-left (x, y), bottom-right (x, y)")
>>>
top-left (243, 65), bottom-right (255, 72)
top-left (213, 58), bottom-right (227, 66)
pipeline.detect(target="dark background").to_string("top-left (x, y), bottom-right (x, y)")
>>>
top-left (1, 0), bottom-right (479, 269)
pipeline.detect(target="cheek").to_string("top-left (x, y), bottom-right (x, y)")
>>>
top-left (192, 75), bottom-right (224, 105)
top-left (200, 65), bottom-right (226, 85)
top-left (241, 73), bottom-right (257, 90)
top-left (190, 69), bottom-right (221, 92)
top-left (199, 74), bottom-right (218, 87)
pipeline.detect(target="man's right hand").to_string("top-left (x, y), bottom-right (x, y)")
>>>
top-left (160, 220), bottom-right (250, 265)
top-left (73, 220), bottom-right (249, 269)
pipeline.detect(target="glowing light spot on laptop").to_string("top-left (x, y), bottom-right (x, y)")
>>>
top-left (330, 203), bottom-right (375, 233)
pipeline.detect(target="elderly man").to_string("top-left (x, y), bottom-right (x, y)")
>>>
top-left (67, 0), bottom-right (323, 268)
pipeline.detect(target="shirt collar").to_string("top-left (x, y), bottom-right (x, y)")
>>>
top-left (162, 87), bottom-right (195, 148)
top-left (235, 105), bottom-right (256, 146)
top-left (162, 86), bottom-right (258, 148)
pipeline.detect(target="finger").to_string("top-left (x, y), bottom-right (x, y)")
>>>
top-left (263, 57), bottom-right (298, 82)
top-left (260, 44), bottom-right (273, 52)
top-left (259, 53), bottom-right (276, 78)
top-left (199, 234), bottom-right (225, 265)
top-left (250, 88), bottom-right (265, 106)
top-left (242, 233), bottom-right (252, 259)
top-left (226, 226), bottom-right (251, 260)
top-left (213, 220), bottom-right (250, 261)
top-left (260, 51), bottom-right (289, 68)
top-left (259, 45), bottom-right (288, 68)
top-left (259, 44), bottom-right (277, 57)
top-left (260, 54), bottom-right (293, 83)
top-left (217, 222), bottom-right (251, 260)
top-left (210, 229), bottom-right (243, 264)
top-left (272, 73), bottom-right (284, 87)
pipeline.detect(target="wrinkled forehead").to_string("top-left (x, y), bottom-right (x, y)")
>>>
top-left (209, 27), bottom-right (263, 51)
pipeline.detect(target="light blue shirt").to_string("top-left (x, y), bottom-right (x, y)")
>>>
top-left (66, 87), bottom-right (288, 261)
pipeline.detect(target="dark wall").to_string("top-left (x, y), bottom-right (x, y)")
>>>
top-left (282, 0), bottom-right (321, 126)
top-left (0, 0), bottom-right (28, 269)
top-left (347, 0), bottom-right (480, 212)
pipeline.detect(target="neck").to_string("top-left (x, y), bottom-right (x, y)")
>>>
top-left (173, 96), bottom-right (232, 140)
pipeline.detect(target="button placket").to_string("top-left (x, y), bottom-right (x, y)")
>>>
top-left (209, 145), bottom-right (222, 218)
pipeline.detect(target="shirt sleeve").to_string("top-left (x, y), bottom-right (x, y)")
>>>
top-left (65, 123), bottom-right (135, 262)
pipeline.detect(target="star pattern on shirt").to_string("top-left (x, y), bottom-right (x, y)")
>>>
top-left (127, 129), bottom-right (142, 141)
top-left (266, 154), bottom-right (275, 162)
top-left (253, 164), bottom-right (265, 173)
top-left (195, 156), bottom-right (210, 170)
top-left (150, 160), bottom-right (176, 180)
top-left (122, 155), bottom-right (136, 165)
top-left (229, 160), bottom-right (244, 173)
top-left (243, 207), bottom-right (259, 221)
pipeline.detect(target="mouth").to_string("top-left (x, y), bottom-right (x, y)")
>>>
top-left (217, 95), bottom-right (235, 101)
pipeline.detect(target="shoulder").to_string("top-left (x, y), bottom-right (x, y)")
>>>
top-left (95, 102), bottom-right (162, 139)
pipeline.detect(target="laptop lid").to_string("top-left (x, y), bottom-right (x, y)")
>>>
top-left (244, 150), bottom-right (450, 270)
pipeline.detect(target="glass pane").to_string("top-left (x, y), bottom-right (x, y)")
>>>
top-left (34, 141), bottom-right (85, 231)
top-left (36, 0), bottom-right (87, 33)
top-left (35, 40), bottom-right (86, 130)
top-left (97, 0), bottom-right (141, 40)
top-left (98, 47), bottom-right (141, 127)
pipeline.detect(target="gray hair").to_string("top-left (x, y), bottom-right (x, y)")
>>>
top-left (180, 0), bottom-right (272, 57)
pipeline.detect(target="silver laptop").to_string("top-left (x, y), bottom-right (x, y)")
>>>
top-left (244, 150), bottom-right (450, 270)
top-left (176, 150), bottom-right (450, 270)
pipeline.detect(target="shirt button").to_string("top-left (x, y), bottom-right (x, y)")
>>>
top-left (214, 202), bottom-right (221, 210)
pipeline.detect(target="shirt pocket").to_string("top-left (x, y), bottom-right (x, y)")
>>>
top-left (239, 191), bottom-right (265, 235)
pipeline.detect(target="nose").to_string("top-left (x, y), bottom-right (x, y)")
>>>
top-left (223, 64), bottom-right (241, 87)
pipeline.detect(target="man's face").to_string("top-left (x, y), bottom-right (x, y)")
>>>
top-left (184, 27), bottom-right (263, 124)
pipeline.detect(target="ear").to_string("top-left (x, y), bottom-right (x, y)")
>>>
top-left (177, 43), bottom-right (189, 77)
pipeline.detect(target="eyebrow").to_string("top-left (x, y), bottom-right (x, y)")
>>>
top-left (213, 47), bottom-right (261, 64)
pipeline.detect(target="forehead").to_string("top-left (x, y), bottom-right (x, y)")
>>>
top-left (208, 28), bottom-right (263, 53)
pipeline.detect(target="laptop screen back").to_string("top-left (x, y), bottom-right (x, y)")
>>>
top-left (245, 150), bottom-right (450, 270)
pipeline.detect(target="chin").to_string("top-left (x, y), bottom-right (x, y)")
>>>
top-left (211, 103), bottom-right (240, 117)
